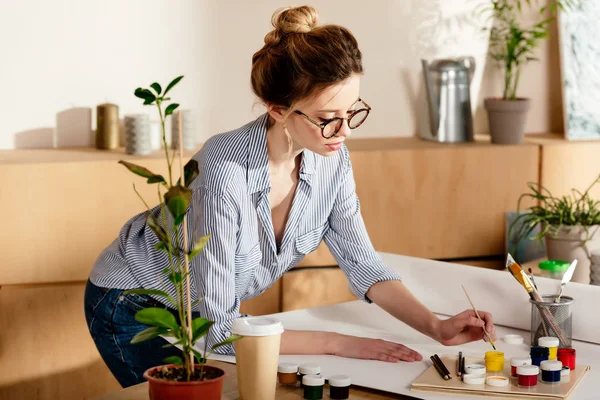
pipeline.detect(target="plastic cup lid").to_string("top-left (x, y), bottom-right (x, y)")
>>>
top-left (486, 376), bottom-right (509, 387)
top-left (539, 337), bottom-right (560, 348)
top-left (504, 334), bottom-right (524, 345)
top-left (302, 374), bottom-right (325, 386)
top-left (278, 363), bottom-right (299, 373)
top-left (299, 363), bottom-right (321, 375)
top-left (539, 260), bottom-right (570, 272)
top-left (230, 316), bottom-right (284, 336)
top-left (463, 374), bottom-right (486, 385)
top-left (511, 357), bottom-right (532, 367)
top-left (517, 365), bottom-right (539, 376)
top-left (541, 360), bottom-right (563, 371)
top-left (328, 375), bottom-right (351, 387)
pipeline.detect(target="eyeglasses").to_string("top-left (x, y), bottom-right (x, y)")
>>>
top-left (294, 98), bottom-right (371, 139)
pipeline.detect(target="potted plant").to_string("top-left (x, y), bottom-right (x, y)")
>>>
top-left (509, 174), bottom-right (600, 284)
top-left (118, 76), bottom-right (242, 400)
top-left (481, 0), bottom-right (574, 144)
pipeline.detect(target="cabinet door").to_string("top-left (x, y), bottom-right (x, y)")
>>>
top-left (0, 284), bottom-right (121, 400)
top-left (349, 143), bottom-right (539, 259)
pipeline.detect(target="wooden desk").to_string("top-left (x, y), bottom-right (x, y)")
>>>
top-left (92, 361), bottom-right (420, 400)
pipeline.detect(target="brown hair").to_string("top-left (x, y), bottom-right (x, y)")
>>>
top-left (251, 6), bottom-right (363, 109)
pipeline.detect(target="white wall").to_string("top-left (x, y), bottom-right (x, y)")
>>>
top-left (0, 0), bottom-right (562, 150)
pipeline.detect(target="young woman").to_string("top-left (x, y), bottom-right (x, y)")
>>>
top-left (85, 5), bottom-right (496, 388)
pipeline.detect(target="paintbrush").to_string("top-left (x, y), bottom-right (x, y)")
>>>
top-left (528, 268), bottom-right (539, 291)
top-left (461, 285), bottom-right (496, 350)
top-left (505, 253), bottom-right (569, 345)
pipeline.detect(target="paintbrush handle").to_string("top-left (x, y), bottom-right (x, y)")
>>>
top-left (529, 291), bottom-right (569, 346)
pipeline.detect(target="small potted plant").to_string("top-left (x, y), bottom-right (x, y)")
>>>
top-left (509, 174), bottom-right (600, 284)
top-left (118, 76), bottom-right (241, 400)
top-left (481, 0), bottom-right (574, 144)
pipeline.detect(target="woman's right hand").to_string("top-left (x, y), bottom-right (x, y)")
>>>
top-left (329, 333), bottom-right (423, 363)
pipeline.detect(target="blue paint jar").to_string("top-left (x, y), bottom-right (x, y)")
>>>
top-left (530, 346), bottom-right (550, 366)
top-left (540, 360), bottom-right (562, 384)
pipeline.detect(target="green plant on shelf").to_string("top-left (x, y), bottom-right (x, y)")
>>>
top-left (118, 75), bottom-right (241, 381)
top-left (479, 0), bottom-right (576, 100)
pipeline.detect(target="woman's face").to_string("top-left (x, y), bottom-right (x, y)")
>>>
top-left (281, 74), bottom-right (363, 157)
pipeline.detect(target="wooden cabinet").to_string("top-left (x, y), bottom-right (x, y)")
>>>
top-left (281, 268), bottom-right (356, 312)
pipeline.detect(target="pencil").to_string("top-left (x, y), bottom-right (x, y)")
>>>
top-left (430, 356), bottom-right (451, 380)
top-left (458, 351), bottom-right (463, 377)
top-left (461, 285), bottom-right (496, 350)
top-left (433, 354), bottom-right (452, 379)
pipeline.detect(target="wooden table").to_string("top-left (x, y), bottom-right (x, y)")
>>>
top-left (91, 361), bottom-right (423, 400)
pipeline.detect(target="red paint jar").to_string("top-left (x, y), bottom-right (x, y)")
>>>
top-left (511, 357), bottom-right (532, 377)
top-left (517, 365), bottom-right (539, 387)
top-left (558, 348), bottom-right (576, 370)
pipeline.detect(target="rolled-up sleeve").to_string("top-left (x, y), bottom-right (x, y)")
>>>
top-left (323, 154), bottom-right (401, 303)
top-left (188, 187), bottom-right (239, 355)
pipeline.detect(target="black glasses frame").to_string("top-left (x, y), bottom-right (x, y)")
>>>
top-left (294, 98), bottom-right (372, 139)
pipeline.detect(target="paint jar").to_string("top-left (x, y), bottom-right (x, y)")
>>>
top-left (561, 366), bottom-right (571, 383)
top-left (539, 336), bottom-right (560, 360)
top-left (538, 260), bottom-right (570, 280)
top-left (510, 357), bottom-right (532, 377)
top-left (558, 348), bottom-right (576, 370)
top-left (463, 373), bottom-right (486, 385)
top-left (530, 295), bottom-right (573, 348)
top-left (302, 375), bottom-right (325, 400)
top-left (530, 346), bottom-right (549, 366)
top-left (278, 363), bottom-right (299, 385)
top-left (540, 360), bottom-right (562, 384)
top-left (484, 351), bottom-right (505, 373)
top-left (485, 376), bottom-right (509, 387)
top-left (328, 375), bottom-right (351, 399)
top-left (464, 364), bottom-right (486, 376)
top-left (299, 363), bottom-right (321, 387)
top-left (517, 365), bottom-right (539, 387)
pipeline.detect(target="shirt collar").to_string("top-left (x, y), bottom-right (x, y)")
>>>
top-left (246, 113), bottom-right (317, 194)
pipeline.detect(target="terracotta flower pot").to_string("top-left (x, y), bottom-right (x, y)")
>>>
top-left (544, 225), bottom-right (600, 284)
top-left (143, 364), bottom-right (226, 400)
top-left (484, 98), bottom-right (531, 144)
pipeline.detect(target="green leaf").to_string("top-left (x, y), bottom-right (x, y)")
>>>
top-left (165, 103), bottom-right (180, 116)
top-left (147, 215), bottom-right (168, 243)
top-left (134, 88), bottom-right (155, 101)
top-left (118, 160), bottom-right (165, 185)
top-left (135, 307), bottom-right (179, 331)
top-left (189, 234), bottom-right (211, 260)
top-left (164, 75), bottom-right (184, 95)
top-left (177, 159), bottom-right (199, 187)
top-left (131, 326), bottom-right (170, 344)
top-left (192, 318), bottom-right (214, 342)
top-left (168, 272), bottom-right (182, 285)
top-left (143, 97), bottom-right (155, 106)
top-left (164, 185), bottom-right (192, 220)
top-left (150, 82), bottom-right (162, 95)
top-left (163, 356), bottom-right (183, 366)
top-left (154, 241), bottom-right (168, 252)
top-left (174, 214), bottom-right (184, 226)
top-left (211, 334), bottom-right (243, 351)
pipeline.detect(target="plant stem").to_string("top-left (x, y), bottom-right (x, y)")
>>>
top-left (176, 110), bottom-right (195, 378)
top-left (156, 102), bottom-right (173, 187)
top-left (511, 66), bottom-right (522, 99)
top-left (504, 62), bottom-right (512, 100)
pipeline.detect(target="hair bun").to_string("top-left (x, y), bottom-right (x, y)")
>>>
top-left (272, 5), bottom-right (319, 34)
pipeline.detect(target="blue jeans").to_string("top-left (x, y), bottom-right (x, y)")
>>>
top-left (84, 279), bottom-right (199, 388)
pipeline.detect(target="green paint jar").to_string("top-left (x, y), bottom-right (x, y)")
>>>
top-left (298, 363), bottom-right (321, 387)
top-left (302, 374), bottom-right (324, 399)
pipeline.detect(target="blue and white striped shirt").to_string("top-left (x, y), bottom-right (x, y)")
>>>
top-left (90, 113), bottom-right (401, 354)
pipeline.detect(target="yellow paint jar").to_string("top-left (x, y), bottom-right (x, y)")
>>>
top-left (539, 337), bottom-right (559, 360)
top-left (485, 351), bottom-right (505, 372)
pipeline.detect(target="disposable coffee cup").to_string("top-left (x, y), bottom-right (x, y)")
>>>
top-left (231, 316), bottom-right (284, 400)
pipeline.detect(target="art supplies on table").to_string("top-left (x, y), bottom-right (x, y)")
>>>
top-left (411, 354), bottom-right (590, 399)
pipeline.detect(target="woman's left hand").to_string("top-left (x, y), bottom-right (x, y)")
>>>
top-left (436, 309), bottom-right (497, 346)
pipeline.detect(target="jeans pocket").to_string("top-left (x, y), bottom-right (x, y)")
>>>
top-left (121, 293), bottom-right (166, 313)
